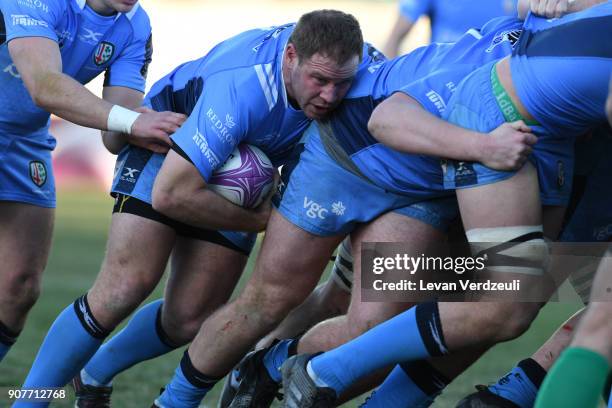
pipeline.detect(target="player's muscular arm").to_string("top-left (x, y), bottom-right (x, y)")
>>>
top-left (10, 37), bottom-right (114, 128)
top-left (152, 150), bottom-right (271, 232)
top-left (368, 92), bottom-right (537, 170)
top-left (9, 37), bottom-right (186, 147)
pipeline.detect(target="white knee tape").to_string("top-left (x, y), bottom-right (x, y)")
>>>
top-left (466, 225), bottom-right (549, 276)
top-left (331, 238), bottom-right (353, 293)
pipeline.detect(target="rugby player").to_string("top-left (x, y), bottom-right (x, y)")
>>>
top-left (0, 0), bottom-right (184, 365)
top-left (458, 84), bottom-right (612, 408)
top-left (532, 81), bottom-right (612, 408)
top-left (15, 10), bottom-right (366, 408)
top-left (281, 2), bottom-right (612, 407)
top-left (156, 8), bottom-right (540, 408)
top-left (383, 0), bottom-right (517, 57)
top-left (535, 254), bottom-right (612, 408)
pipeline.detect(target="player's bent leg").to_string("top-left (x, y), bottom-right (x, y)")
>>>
top-left (457, 310), bottom-right (584, 408)
top-left (256, 244), bottom-right (352, 351)
top-left (284, 212), bottom-right (450, 406)
top-left (81, 237), bottom-right (247, 399)
top-left (256, 279), bottom-right (350, 351)
top-left (224, 276), bottom-right (350, 408)
top-left (187, 209), bottom-right (343, 376)
top-left (535, 260), bottom-right (612, 408)
top-left (162, 237), bottom-right (247, 344)
top-left (0, 202), bottom-right (54, 361)
top-left (443, 163), bottom-right (549, 344)
top-left (87, 213), bottom-right (176, 328)
top-left (15, 212), bottom-right (175, 404)
top-left (155, 209), bottom-right (343, 408)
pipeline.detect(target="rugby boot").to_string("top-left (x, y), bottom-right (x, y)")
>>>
top-left (281, 354), bottom-right (336, 408)
top-left (72, 372), bottom-right (112, 408)
top-left (456, 385), bottom-right (520, 408)
top-left (222, 346), bottom-right (282, 408)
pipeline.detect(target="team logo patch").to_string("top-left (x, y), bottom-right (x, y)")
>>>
top-left (29, 161), bottom-right (47, 187)
top-left (93, 41), bottom-right (115, 66)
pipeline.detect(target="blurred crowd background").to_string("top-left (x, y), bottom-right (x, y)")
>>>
top-left (52, 0), bottom-right (430, 191)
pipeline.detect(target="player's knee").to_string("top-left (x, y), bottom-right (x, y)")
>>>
top-left (241, 284), bottom-right (303, 329)
top-left (476, 302), bottom-right (541, 343)
top-left (151, 187), bottom-right (176, 217)
top-left (91, 272), bottom-right (157, 326)
top-left (161, 309), bottom-right (206, 345)
top-left (3, 267), bottom-right (43, 311)
top-left (500, 302), bottom-right (541, 340)
top-left (346, 313), bottom-right (380, 340)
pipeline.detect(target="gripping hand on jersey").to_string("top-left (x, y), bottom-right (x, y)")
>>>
top-left (482, 120), bottom-right (537, 171)
top-left (128, 106), bottom-right (186, 153)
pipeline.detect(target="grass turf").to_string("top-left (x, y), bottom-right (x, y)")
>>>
top-left (0, 190), bottom-right (582, 407)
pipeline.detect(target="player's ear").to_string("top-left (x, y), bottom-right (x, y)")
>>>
top-left (285, 43), bottom-right (299, 67)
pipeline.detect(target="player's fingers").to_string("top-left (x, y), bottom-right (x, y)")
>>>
top-left (509, 120), bottom-right (531, 132)
top-left (170, 112), bottom-right (187, 124)
top-left (157, 132), bottom-right (173, 145)
top-left (546, 0), bottom-right (557, 17)
top-left (555, 1), bottom-right (568, 18)
top-left (524, 133), bottom-right (538, 145)
top-left (163, 121), bottom-right (181, 134)
top-left (532, 0), bottom-right (544, 15)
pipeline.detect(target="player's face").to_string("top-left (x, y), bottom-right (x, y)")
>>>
top-left (89, 0), bottom-right (138, 15)
top-left (284, 46), bottom-right (360, 120)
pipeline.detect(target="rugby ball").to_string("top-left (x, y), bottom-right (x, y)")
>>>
top-left (208, 144), bottom-right (275, 208)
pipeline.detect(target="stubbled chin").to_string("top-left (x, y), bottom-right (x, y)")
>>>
top-left (305, 108), bottom-right (331, 120)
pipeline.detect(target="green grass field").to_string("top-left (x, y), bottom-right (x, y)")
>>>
top-left (0, 190), bottom-right (583, 407)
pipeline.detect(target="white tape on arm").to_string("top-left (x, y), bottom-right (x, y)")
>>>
top-left (107, 105), bottom-right (141, 134)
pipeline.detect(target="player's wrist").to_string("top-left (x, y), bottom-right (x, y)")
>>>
top-left (107, 105), bottom-right (141, 134)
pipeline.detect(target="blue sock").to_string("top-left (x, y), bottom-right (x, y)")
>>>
top-left (363, 361), bottom-right (450, 408)
top-left (488, 359), bottom-right (546, 408)
top-left (156, 351), bottom-right (216, 408)
top-left (310, 302), bottom-right (448, 396)
top-left (263, 339), bottom-right (296, 382)
top-left (14, 296), bottom-right (110, 408)
top-left (84, 300), bottom-right (178, 386)
top-left (0, 320), bottom-right (19, 363)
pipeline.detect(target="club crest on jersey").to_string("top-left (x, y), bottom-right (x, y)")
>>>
top-left (486, 29), bottom-right (522, 53)
top-left (93, 41), bottom-right (115, 66)
top-left (29, 161), bottom-right (47, 187)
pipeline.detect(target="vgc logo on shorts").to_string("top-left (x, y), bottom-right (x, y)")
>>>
top-left (304, 197), bottom-right (328, 219)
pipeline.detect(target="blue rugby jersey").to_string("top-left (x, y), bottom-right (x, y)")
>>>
top-left (511, 2), bottom-right (612, 136)
top-left (0, 0), bottom-right (152, 136)
top-left (323, 16), bottom-right (523, 195)
top-left (399, 0), bottom-right (517, 43)
top-left (160, 23), bottom-right (383, 182)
